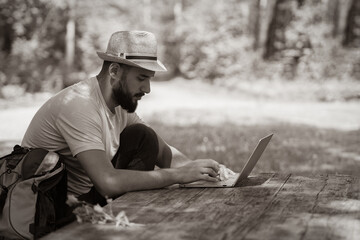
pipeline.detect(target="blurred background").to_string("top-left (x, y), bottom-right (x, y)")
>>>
top-left (0, 0), bottom-right (359, 176)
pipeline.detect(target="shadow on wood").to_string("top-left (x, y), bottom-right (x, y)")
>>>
top-left (236, 173), bottom-right (273, 187)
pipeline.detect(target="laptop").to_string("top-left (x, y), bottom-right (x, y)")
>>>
top-left (180, 133), bottom-right (273, 188)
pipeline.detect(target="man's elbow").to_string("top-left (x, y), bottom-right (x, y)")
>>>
top-left (157, 145), bottom-right (172, 168)
top-left (94, 175), bottom-right (127, 199)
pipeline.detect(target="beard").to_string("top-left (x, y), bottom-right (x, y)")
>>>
top-left (112, 72), bottom-right (138, 113)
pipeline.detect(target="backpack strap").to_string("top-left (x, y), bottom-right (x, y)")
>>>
top-left (0, 145), bottom-right (30, 213)
top-left (0, 145), bottom-right (31, 170)
top-left (0, 184), bottom-right (8, 212)
top-left (0, 145), bottom-right (29, 159)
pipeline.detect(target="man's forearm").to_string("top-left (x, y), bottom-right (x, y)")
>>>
top-left (102, 168), bottom-right (179, 197)
top-left (103, 157), bottom-right (219, 198)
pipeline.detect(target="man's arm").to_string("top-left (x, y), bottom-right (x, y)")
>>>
top-left (76, 149), bottom-right (220, 198)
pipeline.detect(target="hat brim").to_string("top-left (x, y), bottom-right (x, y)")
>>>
top-left (97, 52), bottom-right (167, 72)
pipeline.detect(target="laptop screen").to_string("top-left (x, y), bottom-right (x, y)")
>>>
top-left (238, 134), bottom-right (273, 180)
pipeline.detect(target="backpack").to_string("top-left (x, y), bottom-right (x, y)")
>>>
top-left (0, 145), bottom-right (73, 239)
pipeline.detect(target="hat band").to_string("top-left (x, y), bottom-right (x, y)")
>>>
top-left (126, 55), bottom-right (157, 61)
top-left (116, 52), bottom-right (157, 61)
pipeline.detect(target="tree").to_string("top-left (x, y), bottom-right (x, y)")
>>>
top-left (0, 0), bottom-right (72, 91)
top-left (326, 0), bottom-right (340, 37)
top-left (248, 0), bottom-right (261, 50)
top-left (263, 0), bottom-right (293, 60)
top-left (65, 0), bottom-right (76, 69)
top-left (343, 0), bottom-right (360, 47)
top-left (0, 0), bottom-right (47, 55)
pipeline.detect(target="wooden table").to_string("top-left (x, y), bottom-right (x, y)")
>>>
top-left (44, 173), bottom-right (360, 240)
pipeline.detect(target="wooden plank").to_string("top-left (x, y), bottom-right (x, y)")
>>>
top-left (44, 173), bottom-right (282, 240)
top-left (301, 174), bottom-right (360, 240)
top-left (43, 187), bottom-right (210, 240)
top-left (42, 174), bottom-right (360, 240)
top-left (239, 174), bottom-right (330, 240)
top-left (229, 174), bottom-right (360, 240)
top-left (118, 173), bottom-right (289, 240)
top-left (109, 187), bottom-right (208, 224)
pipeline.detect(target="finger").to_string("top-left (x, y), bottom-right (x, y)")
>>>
top-left (226, 168), bottom-right (235, 175)
top-left (195, 159), bottom-right (220, 173)
top-left (213, 163), bottom-right (220, 173)
top-left (200, 174), bottom-right (219, 182)
top-left (204, 159), bottom-right (221, 172)
top-left (200, 167), bottom-right (218, 177)
top-left (224, 169), bottom-right (229, 179)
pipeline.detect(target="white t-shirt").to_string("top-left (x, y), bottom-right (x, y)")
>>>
top-left (21, 77), bottom-right (143, 196)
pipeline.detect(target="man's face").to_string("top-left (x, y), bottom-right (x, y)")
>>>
top-left (112, 66), bottom-right (155, 113)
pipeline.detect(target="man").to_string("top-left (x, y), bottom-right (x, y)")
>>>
top-left (22, 31), bottom-right (222, 205)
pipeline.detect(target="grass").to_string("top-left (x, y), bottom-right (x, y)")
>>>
top-left (0, 79), bottom-right (359, 177)
top-left (2, 119), bottom-right (358, 176)
top-left (148, 120), bottom-right (360, 176)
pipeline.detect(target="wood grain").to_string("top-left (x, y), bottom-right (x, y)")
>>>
top-left (42, 173), bottom-right (360, 240)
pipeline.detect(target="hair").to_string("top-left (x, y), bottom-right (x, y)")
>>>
top-left (98, 61), bottom-right (131, 76)
top-left (99, 61), bottom-right (112, 75)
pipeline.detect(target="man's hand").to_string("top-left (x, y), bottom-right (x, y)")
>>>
top-left (217, 164), bottom-right (236, 181)
top-left (173, 159), bottom-right (220, 184)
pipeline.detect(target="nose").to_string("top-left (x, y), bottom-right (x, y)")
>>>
top-left (141, 79), bottom-right (151, 94)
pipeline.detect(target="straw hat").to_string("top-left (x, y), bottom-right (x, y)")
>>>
top-left (97, 31), bottom-right (167, 72)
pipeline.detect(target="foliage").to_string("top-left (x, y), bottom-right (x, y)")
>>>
top-left (0, 0), bottom-right (359, 96)
top-left (283, 0), bottom-right (360, 81)
top-left (0, 0), bottom-right (70, 92)
top-left (169, 0), bottom-right (251, 81)
top-left (159, 0), bottom-right (359, 83)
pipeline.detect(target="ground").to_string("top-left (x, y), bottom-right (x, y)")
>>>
top-left (0, 79), bottom-right (359, 175)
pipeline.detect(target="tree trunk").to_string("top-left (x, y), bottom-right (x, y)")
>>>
top-left (248, 0), bottom-right (261, 50)
top-left (0, 22), bottom-right (13, 55)
top-left (62, 0), bottom-right (76, 88)
top-left (343, 0), bottom-right (360, 47)
top-left (172, 0), bottom-right (183, 76)
top-left (263, 0), bottom-right (291, 60)
top-left (65, 0), bottom-right (76, 69)
top-left (330, 0), bottom-right (340, 37)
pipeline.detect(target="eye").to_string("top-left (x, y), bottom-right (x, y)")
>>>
top-left (137, 77), bottom-right (146, 82)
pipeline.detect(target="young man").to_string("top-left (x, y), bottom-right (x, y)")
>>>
top-left (22, 31), bottom-right (222, 205)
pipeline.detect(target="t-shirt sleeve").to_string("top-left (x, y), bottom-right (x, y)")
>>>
top-left (55, 101), bottom-right (104, 157)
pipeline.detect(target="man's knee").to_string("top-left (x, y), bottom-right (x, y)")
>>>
top-left (121, 124), bottom-right (157, 142)
top-left (120, 124), bottom-right (158, 151)
top-left (116, 124), bottom-right (159, 170)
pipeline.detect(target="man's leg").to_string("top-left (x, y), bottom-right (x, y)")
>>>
top-left (112, 123), bottom-right (159, 170)
top-left (78, 124), bottom-right (159, 205)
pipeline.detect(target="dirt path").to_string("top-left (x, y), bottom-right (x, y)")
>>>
top-left (1, 79), bottom-right (359, 142)
top-left (137, 80), bottom-right (360, 130)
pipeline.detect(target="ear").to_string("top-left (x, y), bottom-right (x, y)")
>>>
top-left (108, 63), bottom-right (123, 79)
